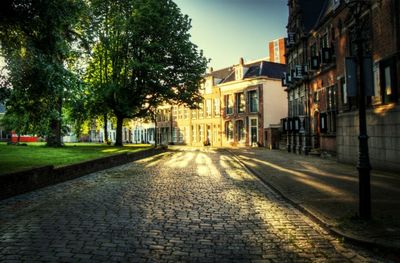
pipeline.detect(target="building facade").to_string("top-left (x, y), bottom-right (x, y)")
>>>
top-left (269, 38), bottom-right (286, 64)
top-left (283, 0), bottom-right (400, 171)
top-left (155, 58), bottom-right (287, 147)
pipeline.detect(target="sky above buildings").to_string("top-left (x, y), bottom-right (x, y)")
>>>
top-left (173, 0), bottom-right (288, 70)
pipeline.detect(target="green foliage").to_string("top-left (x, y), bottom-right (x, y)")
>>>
top-left (87, 0), bottom-right (208, 146)
top-left (0, 0), bottom-right (208, 147)
top-left (0, 0), bottom-right (88, 146)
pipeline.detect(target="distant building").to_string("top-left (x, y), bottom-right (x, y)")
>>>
top-left (268, 38), bottom-right (286, 64)
top-left (131, 119), bottom-right (155, 144)
top-left (154, 57), bottom-right (287, 147)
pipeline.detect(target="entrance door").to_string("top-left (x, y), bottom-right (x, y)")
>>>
top-left (249, 117), bottom-right (258, 147)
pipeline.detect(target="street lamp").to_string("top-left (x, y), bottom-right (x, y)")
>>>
top-left (345, 0), bottom-right (372, 219)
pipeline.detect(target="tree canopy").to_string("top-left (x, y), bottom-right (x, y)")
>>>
top-left (0, 0), bottom-right (208, 146)
top-left (86, 0), bottom-right (208, 146)
top-left (0, 0), bottom-right (87, 146)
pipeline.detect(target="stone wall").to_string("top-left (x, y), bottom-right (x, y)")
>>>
top-left (320, 135), bottom-right (336, 155)
top-left (0, 147), bottom-right (166, 200)
top-left (337, 104), bottom-right (400, 172)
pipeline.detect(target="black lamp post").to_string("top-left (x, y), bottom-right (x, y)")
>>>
top-left (346, 0), bottom-right (372, 219)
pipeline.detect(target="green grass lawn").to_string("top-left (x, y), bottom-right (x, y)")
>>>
top-left (0, 142), bottom-right (152, 175)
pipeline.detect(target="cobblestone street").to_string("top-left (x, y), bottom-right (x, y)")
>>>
top-left (0, 148), bottom-right (388, 262)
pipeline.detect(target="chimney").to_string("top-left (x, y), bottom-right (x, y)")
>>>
top-left (208, 67), bottom-right (213, 73)
top-left (239, 57), bottom-right (244, 65)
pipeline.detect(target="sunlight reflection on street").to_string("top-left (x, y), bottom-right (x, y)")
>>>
top-left (238, 154), bottom-right (350, 197)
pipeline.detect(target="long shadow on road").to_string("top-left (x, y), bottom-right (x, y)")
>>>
top-left (0, 148), bottom-right (387, 262)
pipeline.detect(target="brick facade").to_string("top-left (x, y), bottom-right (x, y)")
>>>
top-left (269, 38), bottom-right (286, 64)
top-left (283, 0), bottom-right (400, 171)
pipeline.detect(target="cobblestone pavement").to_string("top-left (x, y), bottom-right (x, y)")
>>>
top-left (0, 148), bottom-right (389, 262)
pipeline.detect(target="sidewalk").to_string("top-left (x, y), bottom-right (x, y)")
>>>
top-left (229, 147), bottom-right (400, 253)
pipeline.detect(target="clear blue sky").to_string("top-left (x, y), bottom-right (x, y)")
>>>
top-left (173, 0), bottom-right (288, 70)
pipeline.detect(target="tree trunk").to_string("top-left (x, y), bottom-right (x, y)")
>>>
top-left (47, 117), bottom-right (62, 147)
top-left (47, 98), bottom-right (62, 147)
top-left (103, 114), bottom-right (108, 143)
top-left (115, 115), bottom-right (123, 146)
top-left (153, 113), bottom-right (158, 147)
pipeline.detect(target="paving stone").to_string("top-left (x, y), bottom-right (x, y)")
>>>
top-left (0, 148), bottom-right (390, 262)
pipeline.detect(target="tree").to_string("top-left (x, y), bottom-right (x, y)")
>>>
top-left (88, 0), bottom-right (208, 146)
top-left (0, 0), bottom-right (88, 146)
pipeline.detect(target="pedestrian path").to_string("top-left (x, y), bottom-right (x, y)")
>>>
top-left (229, 147), bottom-right (400, 254)
top-left (0, 148), bottom-right (389, 262)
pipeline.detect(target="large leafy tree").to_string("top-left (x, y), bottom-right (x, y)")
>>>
top-left (88, 0), bottom-right (208, 146)
top-left (0, 0), bottom-right (87, 146)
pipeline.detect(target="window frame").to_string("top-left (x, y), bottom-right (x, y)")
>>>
top-left (236, 92), bottom-right (245, 114)
top-left (248, 90), bottom-right (258, 113)
top-left (225, 94), bottom-right (234, 115)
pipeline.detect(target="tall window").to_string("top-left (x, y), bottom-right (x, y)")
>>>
top-left (184, 108), bottom-right (188, 119)
top-left (327, 85), bottom-right (337, 110)
top-left (172, 128), bottom-right (178, 142)
top-left (250, 118), bottom-right (258, 145)
top-left (236, 120), bottom-right (245, 142)
top-left (172, 107), bottom-right (177, 120)
top-left (192, 125), bottom-right (196, 142)
top-left (321, 32), bottom-right (329, 48)
top-left (294, 98), bottom-right (299, 116)
top-left (199, 102), bottom-right (204, 118)
top-left (310, 43), bottom-right (317, 56)
top-left (199, 125), bottom-right (203, 142)
top-left (236, 92), bottom-right (245, 113)
top-left (213, 125), bottom-right (219, 143)
top-left (178, 107), bottom-right (183, 119)
top-left (380, 58), bottom-right (397, 104)
top-left (178, 128), bottom-right (183, 142)
top-left (225, 121), bottom-right (233, 141)
top-left (299, 96), bottom-right (305, 115)
top-left (205, 99), bottom-right (212, 117)
top-left (214, 98), bottom-right (220, 116)
top-left (225, 94), bottom-right (233, 115)
top-left (248, 90), bottom-right (258, 112)
top-left (191, 108), bottom-right (197, 119)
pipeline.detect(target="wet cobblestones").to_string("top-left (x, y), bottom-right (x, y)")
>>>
top-left (0, 148), bottom-right (387, 262)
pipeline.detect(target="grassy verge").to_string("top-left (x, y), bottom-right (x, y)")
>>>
top-left (0, 142), bottom-right (152, 175)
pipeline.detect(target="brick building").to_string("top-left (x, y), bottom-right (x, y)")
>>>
top-left (268, 38), bottom-right (286, 64)
top-left (283, 0), bottom-right (400, 171)
top-left (153, 58), bottom-right (287, 147)
top-left (283, 0), bottom-right (326, 154)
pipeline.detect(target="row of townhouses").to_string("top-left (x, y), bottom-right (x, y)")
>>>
top-left (282, 0), bottom-right (400, 171)
top-left (153, 58), bottom-right (287, 148)
top-left (88, 57), bottom-right (287, 147)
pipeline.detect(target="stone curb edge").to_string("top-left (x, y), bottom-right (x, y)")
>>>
top-left (226, 149), bottom-right (400, 255)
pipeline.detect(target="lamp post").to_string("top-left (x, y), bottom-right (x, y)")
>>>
top-left (346, 0), bottom-right (372, 219)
